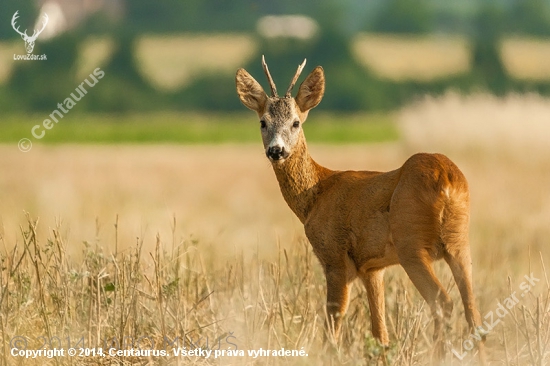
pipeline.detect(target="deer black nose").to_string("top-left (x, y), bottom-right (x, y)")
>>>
top-left (267, 146), bottom-right (285, 160)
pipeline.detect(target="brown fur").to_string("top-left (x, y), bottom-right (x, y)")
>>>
top-left (236, 60), bottom-right (486, 364)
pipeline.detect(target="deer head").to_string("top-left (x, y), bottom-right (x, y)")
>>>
top-left (236, 56), bottom-right (325, 163)
top-left (12, 11), bottom-right (49, 54)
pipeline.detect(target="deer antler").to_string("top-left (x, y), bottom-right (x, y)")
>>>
top-left (29, 13), bottom-right (49, 41)
top-left (285, 59), bottom-right (307, 97)
top-left (262, 55), bottom-right (278, 97)
top-left (11, 11), bottom-right (29, 38)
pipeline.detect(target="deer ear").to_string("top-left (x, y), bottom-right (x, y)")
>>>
top-left (236, 68), bottom-right (267, 114)
top-left (295, 66), bottom-right (325, 112)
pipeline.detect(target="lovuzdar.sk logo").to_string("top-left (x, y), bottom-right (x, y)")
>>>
top-left (12, 10), bottom-right (48, 61)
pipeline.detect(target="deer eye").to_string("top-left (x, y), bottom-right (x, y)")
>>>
top-left (292, 121), bottom-right (300, 128)
top-left (260, 120), bottom-right (266, 129)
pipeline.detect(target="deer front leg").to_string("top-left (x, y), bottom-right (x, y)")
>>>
top-left (360, 269), bottom-right (389, 345)
top-left (324, 260), bottom-right (356, 341)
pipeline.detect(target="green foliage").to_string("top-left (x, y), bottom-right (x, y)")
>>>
top-left (78, 12), bottom-right (119, 36)
top-left (125, 0), bottom-right (257, 33)
top-left (174, 73), bottom-right (243, 111)
top-left (8, 34), bottom-right (79, 110)
top-left (82, 34), bottom-right (164, 112)
top-left (122, 0), bottom-right (346, 34)
top-left (470, 4), bottom-right (510, 95)
top-left (0, 0), bottom-right (36, 40)
top-left (371, 0), bottom-right (433, 34)
top-left (509, 0), bottom-right (550, 36)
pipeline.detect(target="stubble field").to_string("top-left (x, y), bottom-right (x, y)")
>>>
top-left (1, 94), bottom-right (550, 365)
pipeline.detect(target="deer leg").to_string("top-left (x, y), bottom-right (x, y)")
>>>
top-left (397, 249), bottom-right (453, 361)
top-left (443, 248), bottom-right (482, 333)
top-left (324, 266), bottom-right (354, 342)
top-left (444, 247), bottom-right (487, 365)
top-left (360, 269), bottom-right (389, 345)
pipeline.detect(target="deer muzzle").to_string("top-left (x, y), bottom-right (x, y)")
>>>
top-left (267, 144), bottom-right (291, 162)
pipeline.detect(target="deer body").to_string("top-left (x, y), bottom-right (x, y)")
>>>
top-left (236, 57), bottom-right (485, 363)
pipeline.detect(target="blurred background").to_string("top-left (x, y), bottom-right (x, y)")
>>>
top-left (1, 0), bottom-right (550, 114)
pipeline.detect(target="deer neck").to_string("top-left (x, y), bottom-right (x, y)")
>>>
top-left (271, 134), bottom-right (330, 223)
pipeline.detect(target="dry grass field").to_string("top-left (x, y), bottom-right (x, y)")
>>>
top-left (1, 94), bottom-right (550, 365)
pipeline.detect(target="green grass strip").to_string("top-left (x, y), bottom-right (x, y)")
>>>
top-left (0, 112), bottom-right (398, 144)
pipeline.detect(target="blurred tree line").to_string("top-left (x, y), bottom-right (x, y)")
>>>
top-left (2, 0), bottom-right (550, 112)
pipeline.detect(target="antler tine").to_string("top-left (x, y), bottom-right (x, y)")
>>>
top-left (262, 55), bottom-right (278, 97)
top-left (11, 11), bottom-right (19, 27)
top-left (285, 59), bottom-right (307, 97)
top-left (31, 13), bottom-right (49, 40)
top-left (11, 11), bottom-right (27, 37)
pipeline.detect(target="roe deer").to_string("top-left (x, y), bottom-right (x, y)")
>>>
top-left (236, 57), bottom-right (486, 364)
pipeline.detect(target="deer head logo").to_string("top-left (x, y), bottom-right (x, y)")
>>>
top-left (11, 11), bottom-right (49, 54)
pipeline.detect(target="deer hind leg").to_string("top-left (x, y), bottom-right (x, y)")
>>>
top-left (443, 247), bottom-right (482, 333)
top-left (443, 246), bottom-right (487, 365)
top-left (397, 248), bottom-right (453, 361)
top-left (441, 196), bottom-right (487, 364)
top-left (390, 181), bottom-right (453, 360)
top-left (359, 269), bottom-right (389, 345)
